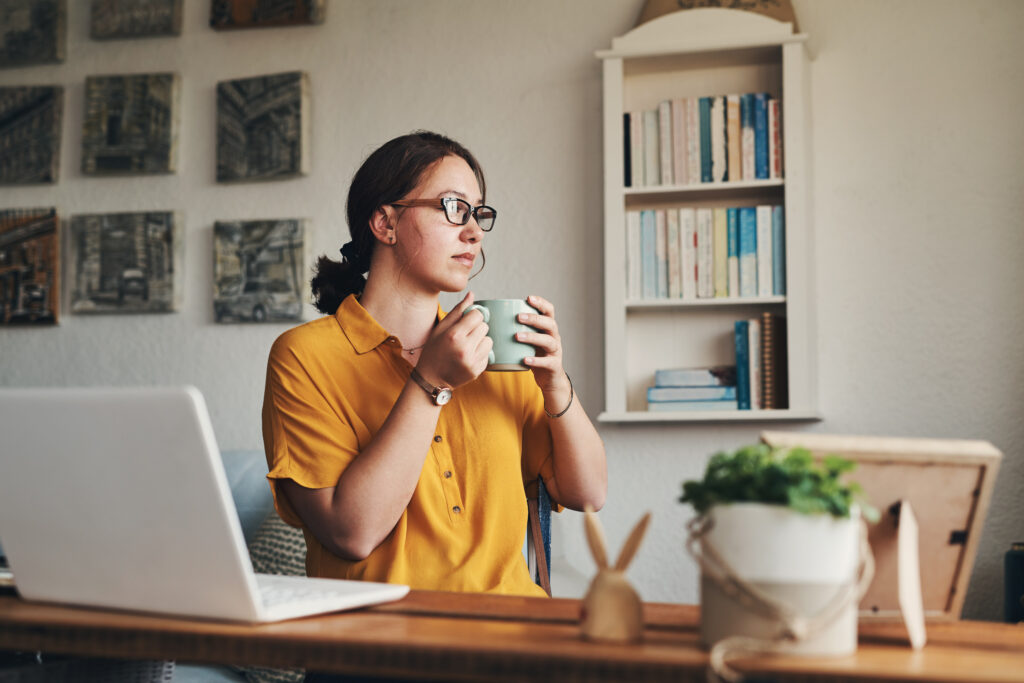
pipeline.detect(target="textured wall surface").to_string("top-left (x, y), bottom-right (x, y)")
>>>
top-left (1, 0), bottom-right (1021, 620)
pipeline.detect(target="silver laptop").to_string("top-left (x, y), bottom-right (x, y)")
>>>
top-left (0, 385), bottom-right (409, 622)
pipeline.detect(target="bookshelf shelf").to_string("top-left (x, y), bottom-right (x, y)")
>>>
top-left (598, 8), bottom-right (817, 422)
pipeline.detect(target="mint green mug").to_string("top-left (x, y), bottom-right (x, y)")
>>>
top-left (463, 299), bottom-right (539, 371)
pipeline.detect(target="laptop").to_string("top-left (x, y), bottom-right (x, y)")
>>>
top-left (0, 385), bottom-right (409, 622)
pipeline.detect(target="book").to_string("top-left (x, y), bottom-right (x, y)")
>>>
top-left (680, 207), bottom-right (697, 300)
top-left (726, 94), bottom-right (741, 181)
top-left (760, 312), bottom-right (789, 409)
top-left (654, 365), bottom-right (736, 387)
top-left (756, 205), bottom-right (774, 297)
top-left (629, 110), bottom-right (643, 189)
top-left (772, 205), bottom-right (786, 295)
top-left (671, 98), bottom-right (687, 186)
top-left (748, 316), bottom-right (762, 409)
top-left (667, 208), bottom-right (681, 298)
top-left (686, 98), bottom-right (701, 185)
top-left (623, 113), bottom-right (631, 187)
top-left (655, 209), bottom-right (668, 298)
top-left (734, 320), bottom-right (750, 410)
top-left (640, 209), bottom-right (656, 298)
top-left (740, 93), bottom-right (755, 180)
top-left (648, 385), bottom-right (737, 402)
top-left (643, 109), bottom-right (660, 186)
top-left (698, 97), bottom-right (712, 183)
top-left (727, 207), bottom-right (739, 297)
top-left (753, 93), bottom-right (770, 179)
top-left (658, 100), bottom-right (673, 186)
top-left (626, 211), bottom-right (641, 300)
top-left (768, 98), bottom-right (783, 179)
top-left (710, 95), bottom-right (727, 182)
top-left (648, 399), bottom-right (739, 412)
top-left (713, 207), bottom-right (728, 298)
top-left (696, 208), bottom-right (714, 298)
top-left (738, 206), bottom-right (757, 297)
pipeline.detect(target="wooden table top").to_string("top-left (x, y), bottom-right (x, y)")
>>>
top-left (1, 590), bottom-right (1023, 682)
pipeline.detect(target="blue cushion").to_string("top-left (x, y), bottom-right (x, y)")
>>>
top-left (220, 450), bottom-right (275, 545)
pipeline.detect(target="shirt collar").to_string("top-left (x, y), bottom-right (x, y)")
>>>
top-left (336, 294), bottom-right (447, 355)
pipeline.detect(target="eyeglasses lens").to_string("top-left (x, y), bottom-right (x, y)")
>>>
top-left (443, 198), bottom-right (495, 231)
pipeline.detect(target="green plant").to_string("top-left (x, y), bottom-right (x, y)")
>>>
top-left (679, 443), bottom-right (879, 521)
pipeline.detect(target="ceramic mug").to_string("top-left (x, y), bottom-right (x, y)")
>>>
top-left (463, 299), bottom-right (539, 371)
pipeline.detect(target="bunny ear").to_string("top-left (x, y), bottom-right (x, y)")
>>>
top-left (583, 504), bottom-right (609, 569)
top-left (614, 511), bottom-right (652, 572)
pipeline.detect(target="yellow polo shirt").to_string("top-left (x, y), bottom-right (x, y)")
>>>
top-left (262, 294), bottom-right (554, 596)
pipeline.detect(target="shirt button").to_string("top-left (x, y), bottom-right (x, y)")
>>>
top-left (443, 470), bottom-right (452, 479)
top-left (433, 435), bottom-right (442, 443)
top-left (452, 505), bottom-right (462, 514)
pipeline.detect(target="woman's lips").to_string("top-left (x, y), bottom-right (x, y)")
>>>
top-left (453, 253), bottom-right (475, 268)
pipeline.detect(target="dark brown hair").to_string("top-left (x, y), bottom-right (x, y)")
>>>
top-left (310, 131), bottom-right (487, 315)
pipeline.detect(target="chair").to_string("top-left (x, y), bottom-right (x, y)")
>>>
top-left (526, 478), bottom-right (553, 596)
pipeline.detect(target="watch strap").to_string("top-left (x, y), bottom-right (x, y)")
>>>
top-left (409, 368), bottom-right (449, 403)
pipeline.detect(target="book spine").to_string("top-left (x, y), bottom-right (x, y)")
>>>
top-left (643, 109), bottom-right (660, 186)
top-left (756, 205), bottom-right (773, 297)
top-left (727, 207), bottom-right (739, 298)
top-left (648, 399), bottom-right (739, 412)
top-left (626, 210), bottom-right (641, 300)
top-left (658, 100), bottom-right (673, 186)
top-left (726, 94), bottom-right (741, 182)
top-left (667, 208), bottom-right (681, 298)
top-left (686, 98), bottom-right (701, 185)
top-left (655, 209), bottom-right (668, 298)
top-left (623, 112), bottom-right (631, 187)
top-left (734, 320), bottom-right (750, 410)
top-left (696, 208), bottom-right (714, 298)
top-left (641, 210), bottom-right (656, 298)
top-left (768, 99), bottom-right (783, 179)
top-left (772, 205), bottom-right (786, 295)
top-left (761, 311), bottom-right (775, 410)
top-left (698, 97), bottom-right (712, 183)
top-left (710, 96), bottom-right (727, 182)
top-left (630, 110), bottom-right (643, 188)
top-left (748, 316), bottom-right (762, 409)
top-left (738, 206), bottom-right (757, 297)
top-left (672, 98), bottom-right (687, 186)
top-left (754, 93), bottom-right (769, 179)
top-left (741, 93), bottom-right (755, 180)
top-left (713, 207), bottom-right (728, 298)
top-left (654, 366), bottom-right (736, 387)
top-left (680, 208), bottom-right (697, 300)
top-left (648, 386), bottom-right (738, 401)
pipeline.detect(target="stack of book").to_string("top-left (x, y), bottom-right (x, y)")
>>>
top-left (623, 92), bottom-right (782, 188)
top-left (734, 312), bottom-right (789, 410)
top-left (626, 205), bottom-right (784, 301)
top-left (646, 365), bottom-right (738, 411)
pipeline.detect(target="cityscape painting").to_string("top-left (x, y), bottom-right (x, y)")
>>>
top-left (213, 219), bottom-right (304, 323)
top-left (69, 211), bottom-right (181, 314)
top-left (216, 71), bottom-right (308, 182)
top-left (81, 73), bottom-right (180, 175)
top-left (90, 0), bottom-right (183, 39)
top-left (209, 0), bottom-right (325, 30)
top-left (0, 86), bottom-right (63, 184)
top-left (0, 207), bottom-right (59, 325)
top-left (0, 0), bottom-right (66, 68)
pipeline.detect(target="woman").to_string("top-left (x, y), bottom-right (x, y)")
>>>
top-left (262, 131), bottom-right (606, 597)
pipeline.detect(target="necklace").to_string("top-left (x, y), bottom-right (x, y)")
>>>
top-left (402, 343), bottom-right (426, 355)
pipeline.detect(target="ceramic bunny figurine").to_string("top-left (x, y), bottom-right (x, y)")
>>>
top-left (580, 504), bottom-right (652, 643)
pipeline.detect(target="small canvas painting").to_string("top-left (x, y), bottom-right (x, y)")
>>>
top-left (216, 71), bottom-right (308, 182)
top-left (213, 219), bottom-right (304, 323)
top-left (0, 86), bottom-right (63, 184)
top-left (0, 207), bottom-right (59, 325)
top-left (209, 0), bottom-right (324, 30)
top-left (90, 0), bottom-right (183, 39)
top-left (0, 0), bottom-right (66, 68)
top-left (81, 73), bottom-right (180, 174)
top-left (69, 211), bottom-right (181, 314)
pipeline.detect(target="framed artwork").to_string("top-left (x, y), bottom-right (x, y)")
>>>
top-left (69, 211), bottom-right (182, 314)
top-left (90, 0), bottom-right (183, 39)
top-left (0, 207), bottom-right (59, 325)
top-left (209, 0), bottom-right (324, 30)
top-left (0, 0), bottom-right (66, 68)
top-left (216, 71), bottom-right (309, 182)
top-left (81, 73), bottom-right (180, 175)
top-left (213, 219), bottom-right (305, 323)
top-left (0, 86), bottom-right (63, 184)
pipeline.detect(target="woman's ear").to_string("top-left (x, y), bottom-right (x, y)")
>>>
top-left (369, 206), bottom-right (396, 244)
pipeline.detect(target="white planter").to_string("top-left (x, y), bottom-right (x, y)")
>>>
top-left (698, 502), bottom-right (861, 656)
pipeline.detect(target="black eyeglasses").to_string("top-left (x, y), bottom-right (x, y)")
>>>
top-left (390, 197), bottom-right (496, 232)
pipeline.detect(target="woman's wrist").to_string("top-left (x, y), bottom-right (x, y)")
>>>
top-left (543, 373), bottom-right (574, 419)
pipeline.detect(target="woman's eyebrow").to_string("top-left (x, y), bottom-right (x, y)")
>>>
top-left (436, 189), bottom-right (483, 204)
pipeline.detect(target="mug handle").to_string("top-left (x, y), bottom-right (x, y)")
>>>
top-left (463, 305), bottom-right (495, 365)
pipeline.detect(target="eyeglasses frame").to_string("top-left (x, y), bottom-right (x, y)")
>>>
top-left (389, 197), bottom-right (496, 232)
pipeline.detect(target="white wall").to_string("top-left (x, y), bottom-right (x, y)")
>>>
top-left (1, 0), bottom-right (1021, 621)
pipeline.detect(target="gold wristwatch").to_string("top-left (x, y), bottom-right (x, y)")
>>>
top-left (409, 368), bottom-right (452, 406)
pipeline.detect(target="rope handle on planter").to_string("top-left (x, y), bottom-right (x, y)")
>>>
top-left (685, 514), bottom-right (876, 683)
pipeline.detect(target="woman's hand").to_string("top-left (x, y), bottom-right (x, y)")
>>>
top-left (416, 291), bottom-right (492, 389)
top-left (518, 295), bottom-right (572, 413)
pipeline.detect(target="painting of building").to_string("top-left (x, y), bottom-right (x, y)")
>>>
top-left (0, 0), bottom-right (66, 68)
top-left (0, 207), bottom-right (58, 325)
top-left (213, 219), bottom-right (304, 323)
top-left (90, 0), bottom-right (183, 39)
top-left (69, 211), bottom-right (181, 314)
top-left (81, 73), bottom-right (179, 174)
top-left (209, 0), bottom-right (324, 30)
top-left (216, 71), bottom-right (308, 182)
top-left (0, 86), bottom-right (63, 184)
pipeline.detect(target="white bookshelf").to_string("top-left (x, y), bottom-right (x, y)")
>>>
top-left (596, 9), bottom-right (818, 423)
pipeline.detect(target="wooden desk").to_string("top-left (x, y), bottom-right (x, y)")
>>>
top-left (1, 591), bottom-right (1023, 682)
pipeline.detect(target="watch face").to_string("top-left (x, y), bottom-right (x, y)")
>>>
top-left (436, 388), bottom-right (453, 405)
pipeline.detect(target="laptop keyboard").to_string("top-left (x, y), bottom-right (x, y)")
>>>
top-left (256, 574), bottom-right (357, 608)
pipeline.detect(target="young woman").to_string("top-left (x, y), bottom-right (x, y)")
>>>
top-left (262, 131), bottom-right (606, 597)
